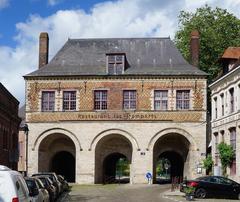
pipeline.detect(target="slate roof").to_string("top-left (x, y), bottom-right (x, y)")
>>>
top-left (25, 38), bottom-right (207, 77)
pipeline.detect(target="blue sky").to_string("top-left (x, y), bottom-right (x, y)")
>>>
top-left (0, 0), bottom-right (107, 46)
top-left (0, 0), bottom-right (239, 106)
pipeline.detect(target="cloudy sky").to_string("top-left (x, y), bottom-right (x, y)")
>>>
top-left (0, 0), bottom-right (239, 106)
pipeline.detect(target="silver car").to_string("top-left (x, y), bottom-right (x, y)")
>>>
top-left (25, 177), bottom-right (50, 202)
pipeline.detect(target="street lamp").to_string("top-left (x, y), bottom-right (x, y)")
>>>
top-left (23, 123), bottom-right (29, 176)
top-left (164, 161), bottom-right (170, 179)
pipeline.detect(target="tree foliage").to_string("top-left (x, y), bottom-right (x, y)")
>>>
top-left (217, 142), bottom-right (235, 176)
top-left (203, 154), bottom-right (213, 174)
top-left (175, 5), bottom-right (240, 81)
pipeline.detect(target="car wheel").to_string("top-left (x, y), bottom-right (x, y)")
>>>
top-left (195, 188), bottom-right (207, 198)
top-left (238, 193), bottom-right (240, 200)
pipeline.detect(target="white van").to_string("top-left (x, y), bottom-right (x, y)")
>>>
top-left (0, 165), bottom-right (31, 202)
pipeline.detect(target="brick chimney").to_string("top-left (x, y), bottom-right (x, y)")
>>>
top-left (190, 30), bottom-right (199, 67)
top-left (39, 32), bottom-right (49, 68)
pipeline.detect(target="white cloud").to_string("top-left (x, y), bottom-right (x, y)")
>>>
top-left (48, 0), bottom-right (63, 6)
top-left (0, 0), bottom-right (9, 9)
top-left (0, 0), bottom-right (239, 105)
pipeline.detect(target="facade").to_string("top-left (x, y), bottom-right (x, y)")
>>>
top-left (24, 32), bottom-right (207, 184)
top-left (0, 83), bottom-right (21, 170)
top-left (18, 105), bottom-right (27, 174)
top-left (210, 47), bottom-right (240, 181)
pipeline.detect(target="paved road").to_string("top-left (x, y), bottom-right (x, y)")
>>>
top-left (57, 184), bottom-right (239, 202)
top-left (57, 184), bottom-right (173, 202)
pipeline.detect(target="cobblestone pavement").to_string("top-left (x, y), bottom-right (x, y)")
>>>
top-left (57, 184), bottom-right (239, 202)
top-left (57, 184), bottom-right (173, 202)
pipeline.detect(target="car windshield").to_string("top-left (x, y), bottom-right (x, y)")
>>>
top-left (195, 176), bottom-right (207, 181)
top-left (26, 180), bottom-right (36, 189)
top-left (39, 178), bottom-right (47, 187)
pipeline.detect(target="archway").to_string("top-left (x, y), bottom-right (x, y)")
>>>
top-left (103, 153), bottom-right (130, 184)
top-left (95, 134), bottom-right (132, 184)
top-left (38, 133), bottom-right (76, 182)
top-left (153, 133), bottom-right (190, 184)
top-left (51, 151), bottom-right (75, 182)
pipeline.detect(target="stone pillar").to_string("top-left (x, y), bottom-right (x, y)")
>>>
top-left (76, 150), bottom-right (95, 184)
top-left (131, 149), bottom-right (152, 184)
top-left (39, 32), bottom-right (49, 68)
top-left (190, 30), bottom-right (200, 67)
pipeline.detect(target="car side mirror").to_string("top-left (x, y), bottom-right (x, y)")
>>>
top-left (29, 187), bottom-right (39, 197)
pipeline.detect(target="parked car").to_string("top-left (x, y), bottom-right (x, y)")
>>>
top-left (180, 176), bottom-right (240, 199)
top-left (35, 175), bottom-right (57, 202)
top-left (0, 165), bottom-right (31, 202)
top-left (32, 172), bottom-right (62, 195)
top-left (57, 175), bottom-right (69, 192)
top-left (25, 177), bottom-right (50, 202)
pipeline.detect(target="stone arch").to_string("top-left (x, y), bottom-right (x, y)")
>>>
top-left (37, 129), bottom-right (77, 182)
top-left (89, 128), bottom-right (140, 151)
top-left (33, 128), bottom-right (82, 152)
top-left (150, 128), bottom-right (197, 183)
top-left (94, 132), bottom-right (134, 184)
top-left (148, 128), bottom-right (197, 151)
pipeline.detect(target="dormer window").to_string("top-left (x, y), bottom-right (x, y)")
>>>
top-left (107, 54), bottom-right (125, 75)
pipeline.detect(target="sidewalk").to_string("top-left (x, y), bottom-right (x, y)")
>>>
top-left (163, 189), bottom-right (185, 197)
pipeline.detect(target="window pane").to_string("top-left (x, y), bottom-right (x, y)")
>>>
top-left (116, 55), bottom-right (123, 62)
top-left (94, 90), bottom-right (107, 110)
top-left (154, 90), bottom-right (168, 110)
top-left (42, 91), bottom-right (55, 111)
top-left (108, 63), bottom-right (114, 74)
top-left (108, 55), bottom-right (115, 63)
top-left (123, 90), bottom-right (136, 110)
top-left (176, 90), bottom-right (190, 110)
top-left (63, 91), bottom-right (76, 111)
top-left (116, 64), bottom-right (123, 74)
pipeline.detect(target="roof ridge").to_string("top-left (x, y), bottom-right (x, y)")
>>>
top-left (68, 37), bottom-right (171, 41)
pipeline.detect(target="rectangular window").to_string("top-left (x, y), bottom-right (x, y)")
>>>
top-left (214, 97), bottom-right (218, 119)
top-left (176, 90), bottom-right (190, 110)
top-left (220, 94), bottom-right (224, 116)
top-left (63, 91), bottom-right (76, 111)
top-left (230, 128), bottom-right (236, 175)
top-left (230, 88), bottom-right (234, 113)
top-left (214, 133), bottom-right (219, 166)
top-left (123, 90), bottom-right (136, 110)
top-left (230, 128), bottom-right (236, 153)
top-left (42, 91), bottom-right (55, 111)
top-left (107, 54), bottom-right (125, 75)
top-left (154, 90), bottom-right (168, 110)
top-left (94, 90), bottom-right (107, 110)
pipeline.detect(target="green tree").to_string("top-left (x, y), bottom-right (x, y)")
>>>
top-left (175, 5), bottom-right (240, 82)
top-left (217, 142), bottom-right (235, 176)
top-left (203, 154), bottom-right (213, 175)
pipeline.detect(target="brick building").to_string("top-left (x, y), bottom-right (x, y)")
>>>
top-left (210, 47), bottom-right (240, 181)
top-left (24, 32), bottom-right (207, 184)
top-left (0, 83), bottom-right (21, 170)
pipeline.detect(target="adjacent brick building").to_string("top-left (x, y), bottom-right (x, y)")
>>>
top-left (0, 83), bottom-right (21, 170)
top-left (24, 32), bottom-right (207, 184)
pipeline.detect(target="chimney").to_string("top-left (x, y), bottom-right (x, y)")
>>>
top-left (39, 32), bottom-right (49, 68)
top-left (190, 30), bottom-right (199, 67)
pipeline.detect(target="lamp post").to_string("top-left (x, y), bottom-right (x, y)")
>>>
top-left (23, 123), bottom-right (29, 176)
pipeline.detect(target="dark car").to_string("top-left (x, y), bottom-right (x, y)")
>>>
top-left (180, 176), bottom-right (240, 199)
top-left (35, 175), bottom-right (57, 202)
top-left (57, 175), bottom-right (69, 192)
top-left (32, 172), bottom-right (62, 195)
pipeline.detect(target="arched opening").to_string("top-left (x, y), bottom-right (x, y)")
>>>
top-left (95, 134), bottom-right (132, 184)
top-left (153, 133), bottom-right (190, 184)
top-left (51, 151), bottom-right (75, 182)
top-left (38, 133), bottom-right (76, 182)
top-left (103, 153), bottom-right (130, 184)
